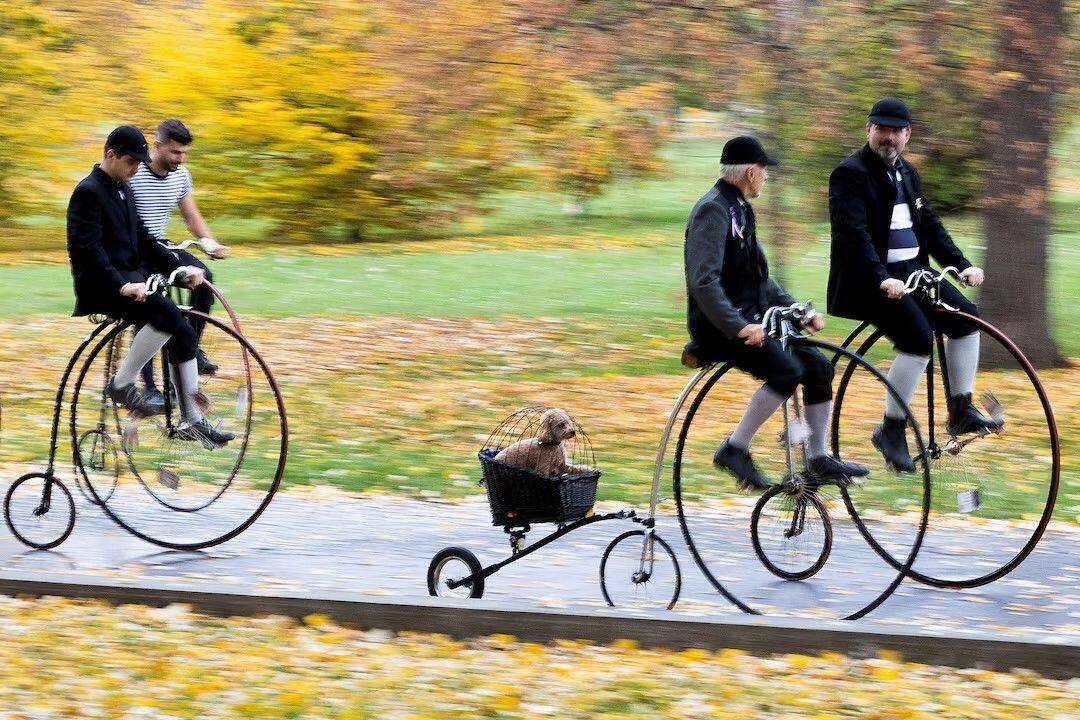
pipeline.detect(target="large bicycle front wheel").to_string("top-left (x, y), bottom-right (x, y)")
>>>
top-left (833, 311), bottom-right (1060, 588)
top-left (71, 314), bottom-right (288, 550)
top-left (672, 337), bottom-right (930, 620)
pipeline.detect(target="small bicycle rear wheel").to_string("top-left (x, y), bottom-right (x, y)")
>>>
top-left (74, 429), bottom-right (119, 505)
top-left (427, 547), bottom-right (485, 599)
top-left (4, 473), bottom-right (76, 550)
top-left (599, 530), bottom-right (681, 610)
top-left (750, 483), bottom-right (832, 581)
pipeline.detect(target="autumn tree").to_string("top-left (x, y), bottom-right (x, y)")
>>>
top-left (979, 0), bottom-right (1067, 367)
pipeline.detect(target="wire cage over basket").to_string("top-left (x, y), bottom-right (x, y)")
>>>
top-left (478, 406), bottom-right (601, 527)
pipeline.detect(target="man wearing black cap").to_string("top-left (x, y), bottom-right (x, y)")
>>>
top-left (827, 98), bottom-right (1001, 472)
top-left (66, 125), bottom-right (234, 447)
top-left (685, 135), bottom-right (868, 490)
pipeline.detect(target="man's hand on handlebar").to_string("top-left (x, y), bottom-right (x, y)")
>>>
top-left (200, 237), bottom-right (231, 260)
top-left (183, 266), bottom-right (207, 289)
top-left (803, 312), bottom-right (825, 334)
top-left (737, 323), bottom-right (766, 347)
top-left (880, 278), bottom-right (906, 300)
top-left (120, 282), bottom-right (148, 302)
top-left (959, 266), bottom-right (984, 287)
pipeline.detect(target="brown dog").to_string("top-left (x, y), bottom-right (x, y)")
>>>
top-left (494, 408), bottom-right (591, 478)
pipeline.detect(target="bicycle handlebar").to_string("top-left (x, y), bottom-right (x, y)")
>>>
top-left (903, 265), bottom-right (961, 294)
top-left (762, 301), bottom-right (817, 339)
top-left (158, 237), bottom-right (224, 256)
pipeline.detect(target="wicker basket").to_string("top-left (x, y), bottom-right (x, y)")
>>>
top-left (478, 449), bottom-right (600, 526)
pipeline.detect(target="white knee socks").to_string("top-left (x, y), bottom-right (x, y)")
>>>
top-left (730, 385), bottom-right (787, 451)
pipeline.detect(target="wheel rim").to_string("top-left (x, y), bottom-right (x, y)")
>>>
top-left (833, 312), bottom-right (1060, 588)
top-left (4, 473), bottom-right (76, 550)
top-left (673, 338), bottom-right (929, 620)
top-left (599, 530), bottom-right (681, 610)
top-left (750, 484), bottom-right (832, 581)
top-left (70, 316), bottom-right (287, 550)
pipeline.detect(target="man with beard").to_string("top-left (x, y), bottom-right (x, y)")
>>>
top-left (827, 98), bottom-right (1002, 473)
top-left (130, 120), bottom-right (231, 407)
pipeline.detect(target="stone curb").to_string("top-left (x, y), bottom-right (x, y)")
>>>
top-left (0, 571), bottom-right (1075, 679)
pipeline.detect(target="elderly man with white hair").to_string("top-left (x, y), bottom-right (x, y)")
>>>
top-left (683, 135), bottom-right (869, 491)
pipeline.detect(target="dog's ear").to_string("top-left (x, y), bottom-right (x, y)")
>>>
top-left (536, 410), bottom-right (558, 444)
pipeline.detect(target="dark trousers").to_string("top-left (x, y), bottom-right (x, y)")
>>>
top-left (94, 270), bottom-right (198, 364)
top-left (703, 336), bottom-right (835, 404)
top-left (858, 259), bottom-right (979, 356)
top-left (174, 248), bottom-right (214, 342)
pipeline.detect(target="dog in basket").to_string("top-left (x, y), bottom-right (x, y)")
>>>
top-left (494, 408), bottom-right (592, 478)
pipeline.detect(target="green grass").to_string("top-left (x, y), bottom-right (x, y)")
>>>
top-left (0, 135), bottom-right (1076, 522)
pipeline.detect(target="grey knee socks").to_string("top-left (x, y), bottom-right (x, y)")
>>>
top-left (805, 401), bottom-right (832, 459)
top-left (885, 352), bottom-right (929, 420)
top-left (729, 385), bottom-right (787, 451)
top-left (114, 326), bottom-right (171, 388)
top-left (945, 332), bottom-right (980, 397)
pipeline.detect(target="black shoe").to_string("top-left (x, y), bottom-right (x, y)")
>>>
top-left (713, 439), bottom-right (770, 491)
top-left (105, 379), bottom-right (164, 417)
top-left (174, 418), bottom-right (235, 448)
top-left (808, 455), bottom-right (869, 485)
top-left (871, 417), bottom-right (916, 472)
top-left (947, 393), bottom-right (1004, 437)
top-left (142, 387), bottom-right (166, 414)
top-left (196, 349), bottom-right (218, 376)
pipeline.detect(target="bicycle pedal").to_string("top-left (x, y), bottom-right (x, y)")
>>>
top-left (193, 391), bottom-right (212, 414)
top-left (121, 424), bottom-right (139, 452)
top-left (157, 467), bottom-right (181, 490)
top-left (981, 391), bottom-right (1005, 424)
top-left (956, 488), bottom-right (981, 513)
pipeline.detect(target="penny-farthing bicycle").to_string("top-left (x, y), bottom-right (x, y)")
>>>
top-left (663, 302), bottom-right (931, 620)
top-left (832, 266), bottom-right (1060, 589)
top-left (4, 266), bottom-right (288, 550)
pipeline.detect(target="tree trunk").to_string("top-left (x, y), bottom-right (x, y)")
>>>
top-left (979, 0), bottom-right (1066, 368)
top-left (761, 0), bottom-right (804, 291)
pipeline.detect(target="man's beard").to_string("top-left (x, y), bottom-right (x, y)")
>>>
top-left (873, 144), bottom-right (899, 163)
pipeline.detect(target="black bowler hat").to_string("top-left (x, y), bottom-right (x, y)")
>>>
top-left (105, 125), bottom-right (151, 164)
top-left (720, 135), bottom-right (778, 166)
top-left (867, 97), bottom-right (911, 128)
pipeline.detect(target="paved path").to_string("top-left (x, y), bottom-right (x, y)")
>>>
top-left (0, 483), bottom-right (1075, 640)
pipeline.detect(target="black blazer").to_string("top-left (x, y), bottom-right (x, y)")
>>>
top-left (685, 179), bottom-right (795, 352)
top-left (826, 145), bottom-right (970, 319)
top-left (67, 165), bottom-right (181, 316)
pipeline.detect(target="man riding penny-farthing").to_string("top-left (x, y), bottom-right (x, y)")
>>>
top-left (3, 126), bottom-right (287, 551)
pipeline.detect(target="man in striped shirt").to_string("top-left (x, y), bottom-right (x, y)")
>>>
top-left (130, 120), bottom-right (231, 399)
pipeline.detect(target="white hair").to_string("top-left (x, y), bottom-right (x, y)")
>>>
top-left (719, 163), bottom-right (753, 184)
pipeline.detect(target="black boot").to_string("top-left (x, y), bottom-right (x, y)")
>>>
top-left (105, 378), bottom-right (164, 417)
top-left (713, 439), bottom-right (770, 491)
top-left (196, 349), bottom-right (218, 376)
top-left (174, 418), bottom-right (235, 448)
top-left (871, 416), bottom-right (916, 472)
top-left (947, 393), bottom-right (1004, 436)
top-left (808, 454), bottom-right (870, 483)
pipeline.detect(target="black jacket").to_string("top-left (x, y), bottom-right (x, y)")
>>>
top-left (684, 180), bottom-right (795, 351)
top-left (67, 165), bottom-right (181, 316)
top-left (827, 144), bottom-right (971, 319)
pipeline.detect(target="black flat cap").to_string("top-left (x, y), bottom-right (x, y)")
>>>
top-left (105, 125), bottom-right (151, 164)
top-left (720, 135), bottom-right (778, 166)
top-left (868, 97), bottom-right (911, 128)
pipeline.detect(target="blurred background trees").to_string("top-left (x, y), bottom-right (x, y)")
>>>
top-left (0, 0), bottom-right (1075, 363)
